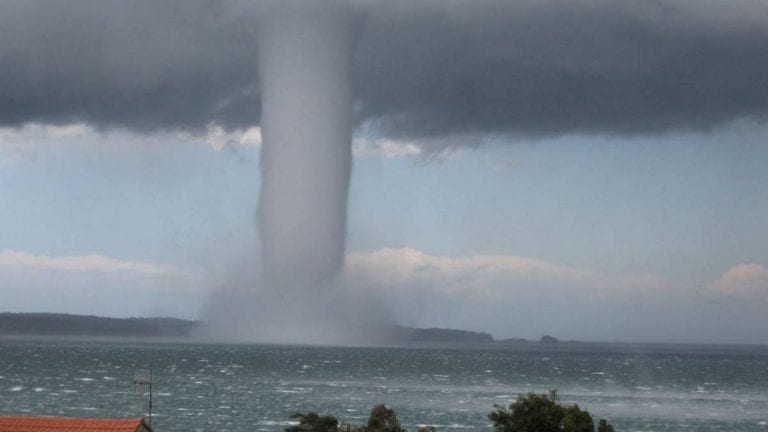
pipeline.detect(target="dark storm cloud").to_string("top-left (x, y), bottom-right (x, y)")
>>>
top-left (355, 0), bottom-right (768, 137)
top-left (1, 0), bottom-right (767, 138)
top-left (0, 0), bottom-right (261, 131)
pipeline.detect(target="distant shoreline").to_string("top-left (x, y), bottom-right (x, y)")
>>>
top-left (0, 312), bottom-right (565, 345)
top-left (0, 312), bottom-right (196, 338)
top-left (2, 312), bottom-right (766, 349)
top-left (0, 312), bottom-right (501, 345)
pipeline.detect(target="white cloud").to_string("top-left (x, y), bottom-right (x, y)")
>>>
top-left (0, 250), bottom-right (205, 318)
top-left (352, 137), bottom-right (464, 162)
top-left (0, 126), bottom-right (34, 165)
top-left (709, 263), bottom-right (768, 299)
top-left (342, 247), bottom-right (674, 338)
top-left (346, 247), bottom-right (666, 297)
top-left (342, 248), bottom-right (768, 343)
top-left (0, 249), bottom-right (175, 275)
top-left (44, 123), bottom-right (92, 139)
top-left (206, 123), bottom-right (261, 151)
top-left (1, 123), bottom-right (97, 165)
top-left (352, 138), bottom-right (423, 159)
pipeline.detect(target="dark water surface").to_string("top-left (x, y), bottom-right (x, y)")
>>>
top-left (1, 339), bottom-right (767, 431)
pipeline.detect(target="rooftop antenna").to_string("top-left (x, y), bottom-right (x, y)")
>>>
top-left (133, 367), bottom-right (153, 427)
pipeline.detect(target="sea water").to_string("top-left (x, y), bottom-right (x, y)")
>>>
top-left (1, 340), bottom-right (767, 431)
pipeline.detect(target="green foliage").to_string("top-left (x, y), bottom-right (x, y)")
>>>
top-left (362, 404), bottom-right (407, 432)
top-left (488, 390), bottom-right (615, 432)
top-left (489, 390), bottom-right (564, 432)
top-left (597, 419), bottom-right (616, 432)
top-left (286, 412), bottom-right (340, 432)
top-left (287, 400), bottom-right (615, 432)
top-left (562, 405), bottom-right (594, 432)
top-left (287, 405), bottom-right (410, 432)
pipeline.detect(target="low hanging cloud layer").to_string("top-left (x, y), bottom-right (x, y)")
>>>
top-left (345, 248), bottom-right (768, 343)
top-left (2, 247), bottom-right (766, 342)
top-left (0, 249), bottom-right (174, 275)
top-left (709, 263), bottom-right (768, 300)
top-left (1, 0), bottom-right (767, 143)
top-left (0, 249), bottom-right (203, 318)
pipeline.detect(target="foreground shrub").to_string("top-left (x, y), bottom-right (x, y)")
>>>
top-left (597, 419), bottom-right (616, 432)
top-left (286, 412), bottom-right (340, 432)
top-left (287, 405), bottom-right (411, 432)
top-left (287, 397), bottom-right (615, 432)
top-left (489, 391), bottom-right (614, 432)
top-left (362, 404), bottom-right (407, 432)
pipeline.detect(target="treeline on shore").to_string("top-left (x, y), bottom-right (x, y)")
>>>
top-left (0, 312), bottom-right (195, 338)
top-left (287, 391), bottom-right (616, 432)
top-left (0, 312), bottom-right (563, 344)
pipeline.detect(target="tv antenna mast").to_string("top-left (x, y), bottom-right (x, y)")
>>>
top-left (133, 367), bottom-right (154, 427)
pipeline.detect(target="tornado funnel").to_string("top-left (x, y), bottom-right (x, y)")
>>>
top-left (257, 1), bottom-right (356, 292)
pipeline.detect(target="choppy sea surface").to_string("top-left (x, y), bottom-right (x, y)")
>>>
top-left (1, 339), bottom-right (767, 431)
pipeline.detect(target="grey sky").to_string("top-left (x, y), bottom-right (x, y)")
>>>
top-left (1, 0), bottom-right (767, 343)
top-left (1, 0), bottom-right (767, 141)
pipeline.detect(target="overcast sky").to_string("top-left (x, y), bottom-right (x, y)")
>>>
top-left (1, 0), bottom-right (767, 343)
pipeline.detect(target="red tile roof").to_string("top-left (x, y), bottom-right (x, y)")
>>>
top-left (0, 417), bottom-right (152, 432)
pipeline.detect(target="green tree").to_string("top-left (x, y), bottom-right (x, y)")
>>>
top-left (597, 419), bottom-right (615, 432)
top-left (287, 401), bottom-right (615, 432)
top-left (488, 390), bottom-right (564, 432)
top-left (488, 391), bottom-right (615, 432)
top-left (362, 404), bottom-right (407, 432)
top-left (562, 405), bottom-right (594, 432)
top-left (286, 412), bottom-right (340, 432)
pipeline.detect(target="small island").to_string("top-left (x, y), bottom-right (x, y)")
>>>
top-left (539, 335), bottom-right (560, 344)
